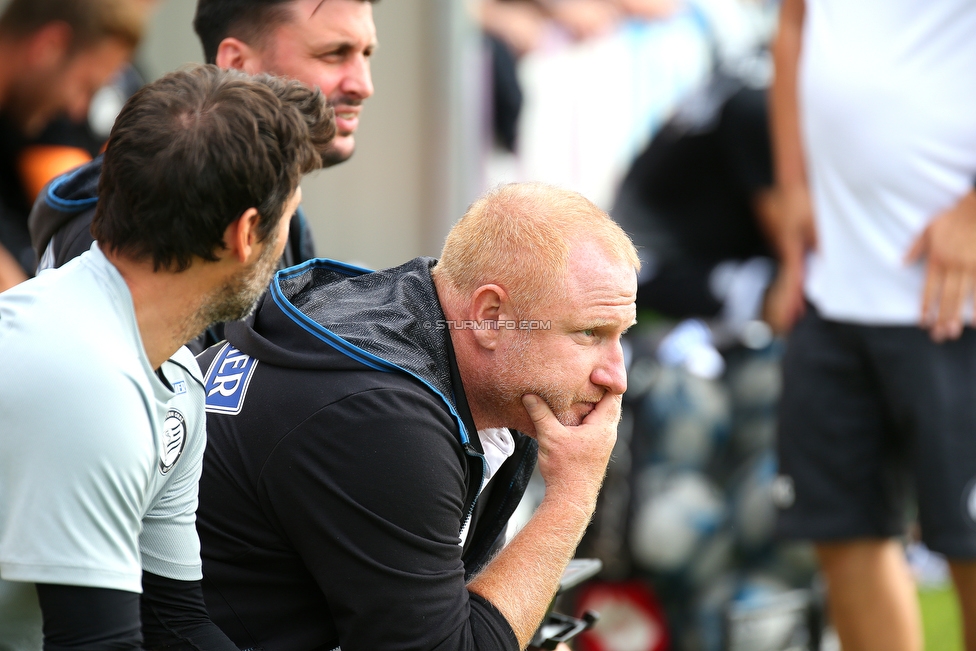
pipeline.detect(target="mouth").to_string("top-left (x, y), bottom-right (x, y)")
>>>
top-left (333, 107), bottom-right (361, 136)
top-left (578, 402), bottom-right (598, 418)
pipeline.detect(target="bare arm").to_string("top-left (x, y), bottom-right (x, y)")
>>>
top-left (765, 0), bottom-right (813, 332)
top-left (466, 393), bottom-right (618, 648)
top-left (770, 0), bottom-right (807, 196)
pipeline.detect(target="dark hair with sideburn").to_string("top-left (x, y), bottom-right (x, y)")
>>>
top-left (92, 64), bottom-right (335, 271)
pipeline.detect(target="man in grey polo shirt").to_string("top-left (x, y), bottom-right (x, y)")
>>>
top-left (0, 64), bottom-right (333, 650)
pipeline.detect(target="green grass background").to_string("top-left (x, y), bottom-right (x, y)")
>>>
top-left (920, 587), bottom-right (962, 651)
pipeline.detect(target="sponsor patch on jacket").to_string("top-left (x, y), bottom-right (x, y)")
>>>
top-left (160, 409), bottom-right (187, 474)
top-left (173, 380), bottom-right (187, 395)
top-left (204, 343), bottom-right (259, 415)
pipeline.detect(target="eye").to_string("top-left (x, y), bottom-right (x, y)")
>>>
top-left (581, 329), bottom-right (596, 337)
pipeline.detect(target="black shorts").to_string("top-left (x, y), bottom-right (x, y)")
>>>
top-left (775, 307), bottom-right (976, 558)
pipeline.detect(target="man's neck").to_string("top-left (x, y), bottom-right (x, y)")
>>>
top-left (105, 249), bottom-right (211, 369)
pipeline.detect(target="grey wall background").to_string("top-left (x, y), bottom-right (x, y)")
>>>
top-left (136, 0), bottom-right (485, 269)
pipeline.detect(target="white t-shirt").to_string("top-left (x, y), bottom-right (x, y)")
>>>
top-left (0, 246), bottom-right (206, 648)
top-left (800, 0), bottom-right (976, 324)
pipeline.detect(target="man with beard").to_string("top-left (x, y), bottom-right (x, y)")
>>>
top-left (0, 64), bottom-right (334, 650)
top-left (195, 182), bottom-right (639, 650)
top-left (30, 0), bottom-right (377, 309)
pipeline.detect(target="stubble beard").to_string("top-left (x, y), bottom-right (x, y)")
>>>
top-left (486, 332), bottom-right (601, 428)
top-left (180, 239), bottom-right (281, 344)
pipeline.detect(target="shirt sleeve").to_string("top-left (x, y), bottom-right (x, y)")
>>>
top-left (0, 371), bottom-right (153, 593)
top-left (259, 387), bottom-right (519, 651)
top-left (139, 358), bottom-right (207, 582)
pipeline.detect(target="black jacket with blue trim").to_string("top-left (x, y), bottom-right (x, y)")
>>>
top-left (28, 156), bottom-right (317, 271)
top-left (26, 156), bottom-right (318, 353)
top-left (196, 257), bottom-right (537, 651)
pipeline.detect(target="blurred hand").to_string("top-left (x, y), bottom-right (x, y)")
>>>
top-left (763, 256), bottom-right (805, 335)
top-left (550, 0), bottom-right (622, 41)
top-left (478, 1), bottom-right (548, 56)
top-left (522, 392), bottom-right (619, 515)
top-left (906, 189), bottom-right (976, 342)
top-left (614, 0), bottom-right (680, 20)
top-left (759, 184), bottom-right (816, 333)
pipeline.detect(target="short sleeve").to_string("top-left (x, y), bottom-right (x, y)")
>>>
top-left (139, 356), bottom-right (207, 581)
top-left (0, 370), bottom-right (155, 593)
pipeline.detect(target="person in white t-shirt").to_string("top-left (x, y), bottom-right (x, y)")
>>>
top-left (769, 2), bottom-right (976, 650)
top-left (0, 64), bottom-right (333, 650)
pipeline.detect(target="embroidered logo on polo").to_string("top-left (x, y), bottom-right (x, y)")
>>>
top-left (204, 343), bottom-right (259, 415)
top-left (172, 380), bottom-right (187, 395)
top-left (160, 409), bottom-right (187, 474)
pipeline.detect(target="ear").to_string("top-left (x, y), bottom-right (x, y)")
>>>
top-left (468, 284), bottom-right (518, 351)
top-left (215, 37), bottom-right (265, 75)
top-left (221, 207), bottom-right (261, 264)
top-left (26, 22), bottom-right (73, 70)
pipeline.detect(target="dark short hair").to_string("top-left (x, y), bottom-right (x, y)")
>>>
top-left (91, 64), bottom-right (335, 271)
top-left (194, 0), bottom-right (379, 65)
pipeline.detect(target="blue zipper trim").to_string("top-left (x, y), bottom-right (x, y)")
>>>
top-left (269, 259), bottom-right (473, 447)
top-left (277, 256), bottom-right (372, 279)
top-left (45, 168), bottom-right (99, 211)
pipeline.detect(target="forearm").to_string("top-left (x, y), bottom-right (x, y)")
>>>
top-left (35, 584), bottom-right (143, 650)
top-left (140, 572), bottom-right (239, 651)
top-left (769, 0), bottom-right (807, 191)
top-left (467, 486), bottom-right (599, 648)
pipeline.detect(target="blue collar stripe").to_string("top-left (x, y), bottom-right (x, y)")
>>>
top-left (269, 265), bottom-right (471, 446)
top-left (277, 257), bottom-right (373, 280)
top-left (46, 169), bottom-right (99, 211)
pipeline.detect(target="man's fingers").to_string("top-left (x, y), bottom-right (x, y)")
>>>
top-left (802, 214), bottom-right (819, 252)
top-left (581, 392), bottom-right (622, 426)
top-left (920, 263), bottom-right (943, 327)
top-left (961, 272), bottom-right (975, 332)
top-left (522, 394), bottom-right (557, 428)
top-left (971, 282), bottom-right (976, 328)
top-left (936, 271), bottom-right (966, 339)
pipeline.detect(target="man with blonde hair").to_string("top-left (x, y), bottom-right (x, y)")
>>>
top-left (195, 182), bottom-right (639, 650)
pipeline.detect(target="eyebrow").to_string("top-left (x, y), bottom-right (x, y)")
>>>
top-left (577, 318), bottom-right (637, 331)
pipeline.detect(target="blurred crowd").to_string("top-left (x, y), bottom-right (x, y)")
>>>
top-left (0, 0), bottom-right (158, 290)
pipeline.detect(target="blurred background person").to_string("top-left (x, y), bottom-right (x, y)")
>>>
top-left (771, 1), bottom-right (976, 651)
top-left (31, 0), bottom-right (377, 276)
top-left (0, 0), bottom-right (147, 290)
top-left (612, 83), bottom-right (779, 338)
top-left (28, 0), bottom-right (378, 356)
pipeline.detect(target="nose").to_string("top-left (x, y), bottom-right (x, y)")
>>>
top-left (591, 339), bottom-right (628, 396)
top-left (341, 55), bottom-right (373, 100)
